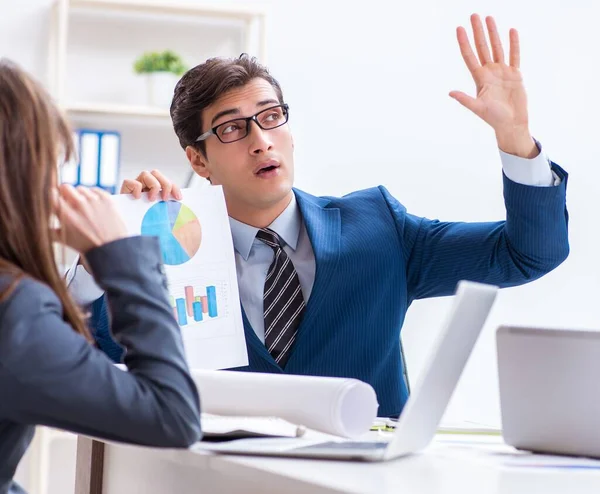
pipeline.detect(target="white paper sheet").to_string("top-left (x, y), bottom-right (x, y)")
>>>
top-left (431, 435), bottom-right (600, 470)
top-left (191, 370), bottom-right (379, 438)
top-left (111, 186), bottom-right (248, 370)
top-left (200, 413), bottom-right (304, 439)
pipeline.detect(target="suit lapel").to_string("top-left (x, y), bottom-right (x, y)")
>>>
top-left (241, 305), bottom-right (281, 370)
top-left (238, 189), bottom-right (341, 372)
top-left (289, 189), bottom-right (341, 355)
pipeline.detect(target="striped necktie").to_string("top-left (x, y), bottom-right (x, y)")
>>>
top-left (256, 228), bottom-right (305, 367)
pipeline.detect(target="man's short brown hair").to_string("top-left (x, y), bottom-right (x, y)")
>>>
top-left (170, 54), bottom-right (284, 156)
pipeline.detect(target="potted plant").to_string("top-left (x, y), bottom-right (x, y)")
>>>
top-left (133, 50), bottom-right (188, 108)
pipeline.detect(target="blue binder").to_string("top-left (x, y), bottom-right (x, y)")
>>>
top-left (61, 129), bottom-right (121, 194)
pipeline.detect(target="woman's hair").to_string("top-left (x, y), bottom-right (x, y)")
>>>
top-left (0, 59), bottom-right (90, 340)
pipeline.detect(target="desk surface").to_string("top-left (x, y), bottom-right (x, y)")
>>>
top-left (94, 434), bottom-right (600, 494)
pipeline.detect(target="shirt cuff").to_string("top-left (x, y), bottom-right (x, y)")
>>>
top-left (499, 140), bottom-right (561, 187)
top-left (66, 255), bottom-right (105, 306)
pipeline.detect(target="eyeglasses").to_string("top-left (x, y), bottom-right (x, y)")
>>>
top-left (195, 104), bottom-right (289, 144)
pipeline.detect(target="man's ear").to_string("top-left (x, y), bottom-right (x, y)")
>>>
top-left (185, 146), bottom-right (210, 180)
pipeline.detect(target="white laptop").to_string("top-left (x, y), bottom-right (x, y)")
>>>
top-left (200, 280), bottom-right (498, 461)
top-left (497, 325), bottom-right (600, 459)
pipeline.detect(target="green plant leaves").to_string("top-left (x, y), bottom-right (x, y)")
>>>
top-left (133, 50), bottom-right (188, 76)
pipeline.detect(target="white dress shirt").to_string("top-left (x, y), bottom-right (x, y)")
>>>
top-left (67, 144), bottom-right (559, 342)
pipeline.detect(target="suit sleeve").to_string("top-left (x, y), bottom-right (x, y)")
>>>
top-left (383, 164), bottom-right (570, 302)
top-left (0, 236), bottom-right (201, 448)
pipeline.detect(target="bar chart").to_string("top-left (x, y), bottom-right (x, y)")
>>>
top-left (171, 284), bottom-right (220, 326)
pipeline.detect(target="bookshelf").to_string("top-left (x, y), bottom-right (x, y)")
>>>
top-left (47, 0), bottom-right (267, 189)
top-left (48, 0), bottom-right (267, 108)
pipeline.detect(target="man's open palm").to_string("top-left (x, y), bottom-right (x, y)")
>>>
top-left (450, 14), bottom-right (529, 135)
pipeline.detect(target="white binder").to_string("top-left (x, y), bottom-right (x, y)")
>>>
top-left (62, 129), bottom-right (121, 193)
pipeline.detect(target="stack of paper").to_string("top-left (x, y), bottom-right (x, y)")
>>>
top-left (437, 420), bottom-right (502, 436)
top-left (200, 414), bottom-right (304, 440)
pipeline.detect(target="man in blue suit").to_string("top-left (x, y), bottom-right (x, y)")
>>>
top-left (71, 15), bottom-right (569, 417)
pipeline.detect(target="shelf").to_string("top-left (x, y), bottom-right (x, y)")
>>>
top-left (65, 102), bottom-right (170, 118)
top-left (69, 0), bottom-right (266, 21)
top-left (49, 0), bottom-right (267, 104)
top-left (47, 0), bottom-right (266, 190)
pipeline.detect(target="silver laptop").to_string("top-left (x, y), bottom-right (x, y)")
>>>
top-left (497, 325), bottom-right (600, 459)
top-left (202, 280), bottom-right (498, 461)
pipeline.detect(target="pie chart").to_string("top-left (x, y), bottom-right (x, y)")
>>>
top-left (141, 201), bottom-right (202, 265)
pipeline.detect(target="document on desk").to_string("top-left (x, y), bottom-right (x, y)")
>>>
top-left (111, 186), bottom-right (248, 369)
top-left (502, 454), bottom-right (600, 470)
top-left (432, 435), bottom-right (600, 470)
top-left (192, 370), bottom-right (379, 438)
top-left (437, 419), bottom-right (502, 436)
top-left (201, 413), bottom-right (304, 440)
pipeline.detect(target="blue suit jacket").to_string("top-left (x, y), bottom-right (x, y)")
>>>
top-left (91, 166), bottom-right (569, 417)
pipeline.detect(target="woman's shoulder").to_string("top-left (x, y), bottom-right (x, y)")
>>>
top-left (0, 275), bottom-right (63, 365)
top-left (0, 274), bottom-right (60, 322)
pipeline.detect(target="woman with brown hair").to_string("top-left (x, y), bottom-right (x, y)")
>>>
top-left (0, 59), bottom-right (201, 494)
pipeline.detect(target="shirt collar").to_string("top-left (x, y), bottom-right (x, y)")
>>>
top-left (229, 194), bottom-right (301, 261)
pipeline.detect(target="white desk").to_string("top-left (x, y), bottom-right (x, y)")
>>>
top-left (76, 434), bottom-right (600, 494)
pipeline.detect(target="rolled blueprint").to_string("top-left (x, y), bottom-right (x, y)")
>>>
top-left (191, 370), bottom-right (379, 438)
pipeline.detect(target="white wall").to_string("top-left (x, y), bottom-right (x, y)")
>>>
top-left (2, 0), bottom-right (599, 474)
top-left (262, 0), bottom-right (600, 426)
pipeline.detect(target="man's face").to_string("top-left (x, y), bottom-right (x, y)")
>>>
top-left (189, 78), bottom-right (294, 215)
